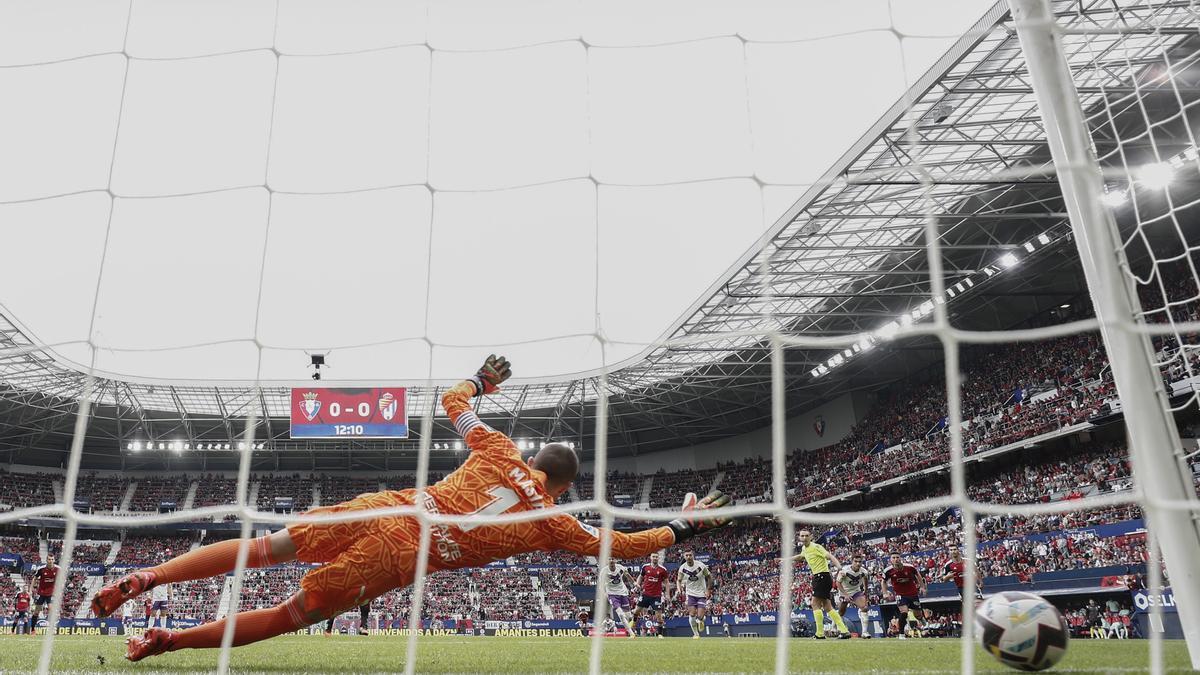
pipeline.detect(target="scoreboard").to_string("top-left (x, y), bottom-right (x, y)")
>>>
top-left (289, 387), bottom-right (408, 438)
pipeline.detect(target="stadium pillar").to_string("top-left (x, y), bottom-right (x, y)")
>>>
top-left (1009, 0), bottom-right (1200, 667)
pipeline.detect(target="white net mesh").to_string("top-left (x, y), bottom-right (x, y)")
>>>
top-left (1, 0), bottom-right (1199, 673)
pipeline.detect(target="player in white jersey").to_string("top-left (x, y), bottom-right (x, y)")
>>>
top-left (836, 553), bottom-right (871, 638)
top-left (676, 550), bottom-right (712, 639)
top-left (149, 583), bottom-right (170, 629)
top-left (600, 560), bottom-right (638, 637)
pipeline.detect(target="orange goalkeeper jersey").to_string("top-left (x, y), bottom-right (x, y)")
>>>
top-left (423, 381), bottom-right (675, 569)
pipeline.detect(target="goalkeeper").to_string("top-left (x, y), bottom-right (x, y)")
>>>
top-left (93, 355), bottom-right (733, 662)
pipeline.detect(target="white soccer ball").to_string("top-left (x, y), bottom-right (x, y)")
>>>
top-left (976, 591), bottom-right (1069, 671)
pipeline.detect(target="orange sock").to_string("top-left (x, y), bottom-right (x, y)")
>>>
top-left (170, 596), bottom-right (307, 650)
top-left (147, 537), bottom-right (276, 586)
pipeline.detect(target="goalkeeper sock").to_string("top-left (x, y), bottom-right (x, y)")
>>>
top-left (148, 537), bottom-right (277, 586)
top-left (170, 595), bottom-right (306, 651)
top-left (830, 609), bottom-right (848, 634)
top-left (858, 608), bottom-right (868, 634)
top-left (814, 609), bottom-right (825, 637)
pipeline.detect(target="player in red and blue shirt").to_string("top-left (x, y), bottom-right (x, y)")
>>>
top-left (30, 556), bottom-right (59, 631)
top-left (11, 587), bottom-right (31, 634)
top-left (882, 553), bottom-right (926, 637)
top-left (632, 553), bottom-right (671, 637)
top-left (941, 548), bottom-right (982, 601)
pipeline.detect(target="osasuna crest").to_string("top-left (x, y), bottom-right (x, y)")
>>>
top-left (299, 392), bottom-right (321, 422)
top-left (813, 414), bottom-right (826, 437)
top-left (378, 392), bottom-right (398, 421)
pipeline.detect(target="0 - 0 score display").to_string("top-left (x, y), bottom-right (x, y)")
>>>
top-left (289, 387), bottom-right (408, 438)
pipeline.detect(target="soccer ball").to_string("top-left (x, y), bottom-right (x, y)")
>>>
top-left (976, 591), bottom-right (1069, 671)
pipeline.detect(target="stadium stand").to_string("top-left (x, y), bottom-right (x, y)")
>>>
top-left (254, 474), bottom-right (316, 512)
top-left (129, 475), bottom-right (191, 513)
top-left (72, 474), bottom-right (130, 513)
top-left (0, 471), bottom-right (55, 512)
top-left (2, 310), bottom-right (1195, 628)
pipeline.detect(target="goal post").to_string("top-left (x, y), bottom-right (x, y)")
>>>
top-left (1009, 0), bottom-right (1200, 667)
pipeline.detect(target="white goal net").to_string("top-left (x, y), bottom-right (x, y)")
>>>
top-left (1, 1), bottom-right (1199, 673)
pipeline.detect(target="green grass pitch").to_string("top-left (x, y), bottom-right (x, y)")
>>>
top-left (0, 635), bottom-right (1195, 673)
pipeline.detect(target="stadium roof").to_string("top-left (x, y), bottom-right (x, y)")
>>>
top-left (2, 0), bottom-right (1199, 469)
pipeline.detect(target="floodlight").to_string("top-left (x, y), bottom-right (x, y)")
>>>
top-left (1101, 190), bottom-right (1128, 207)
top-left (1023, 241), bottom-right (1035, 253)
top-left (454, 441), bottom-right (463, 450)
top-left (1037, 233), bottom-right (1050, 245)
top-left (999, 252), bottom-right (1019, 268)
top-left (1138, 162), bottom-right (1174, 189)
top-left (810, 368), bottom-right (820, 378)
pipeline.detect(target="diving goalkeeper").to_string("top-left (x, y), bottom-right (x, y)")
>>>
top-left (94, 355), bottom-right (733, 662)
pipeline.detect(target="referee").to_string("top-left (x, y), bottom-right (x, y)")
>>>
top-left (787, 530), bottom-right (851, 639)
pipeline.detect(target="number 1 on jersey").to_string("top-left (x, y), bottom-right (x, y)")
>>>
top-left (459, 486), bottom-right (520, 531)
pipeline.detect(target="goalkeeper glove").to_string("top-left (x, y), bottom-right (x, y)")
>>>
top-left (666, 490), bottom-right (732, 543)
top-left (469, 354), bottom-right (512, 397)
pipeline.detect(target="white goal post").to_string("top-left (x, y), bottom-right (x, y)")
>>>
top-left (1010, 0), bottom-right (1200, 668)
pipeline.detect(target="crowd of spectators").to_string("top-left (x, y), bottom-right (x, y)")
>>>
top-left (0, 470), bottom-right (55, 511)
top-left (48, 540), bottom-right (111, 565)
top-left (237, 566), bottom-right (307, 612)
top-left (385, 473), bottom-right (446, 491)
top-left (319, 476), bottom-right (381, 505)
top-left (73, 473), bottom-right (130, 512)
top-left (0, 533), bottom-right (41, 562)
top-left (129, 475), bottom-right (191, 512)
top-left (253, 474), bottom-right (316, 512)
top-left (647, 468), bottom-right (719, 508)
top-left (192, 475), bottom-right (240, 509)
top-left (573, 471), bottom-right (644, 503)
top-left (111, 535), bottom-right (195, 567)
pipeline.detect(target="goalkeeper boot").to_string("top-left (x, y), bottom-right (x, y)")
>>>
top-left (126, 627), bottom-right (175, 662)
top-left (92, 570), bottom-right (157, 618)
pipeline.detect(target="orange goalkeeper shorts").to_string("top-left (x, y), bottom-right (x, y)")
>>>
top-left (289, 490), bottom-right (422, 615)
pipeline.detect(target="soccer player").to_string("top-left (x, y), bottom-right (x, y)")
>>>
top-left (576, 609), bottom-right (591, 637)
top-left (324, 602), bottom-right (371, 636)
top-left (632, 552), bottom-right (670, 638)
top-left (29, 555), bottom-right (58, 631)
top-left (676, 550), bottom-right (712, 639)
top-left (148, 583), bottom-right (170, 629)
top-left (12, 584), bottom-right (31, 634)
top-left (600, 559), bottom-right (638, 637)
top-left (882, 553), bottom-right (926, 638)
top-left (941, 547), bottom-right (981, 601)
top-left (787, 530), bottom-right (850, 639)
top-left (836, 553), bottom-right (871, 638)
top-left (93, 356), bottom-right (733, 661)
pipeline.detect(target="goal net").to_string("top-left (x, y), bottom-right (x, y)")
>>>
top-left (0, 1), bottom-right (1198, 673)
